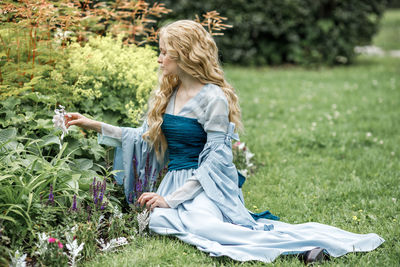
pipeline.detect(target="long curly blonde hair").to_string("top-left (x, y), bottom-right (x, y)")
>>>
top-left (142, 19), bottom-right (243, 164)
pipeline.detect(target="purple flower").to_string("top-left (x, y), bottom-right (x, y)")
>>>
top-left (133, 155), bottom-right (138, 179)
top-left (101, 178), bottom-right (106, 192)
top-left (136, 179), bottom-right (142, 192)
top-left (71, 194), bottom-right (77, 211)
top-left (48, 184), bottom-right (54, 204)
top-left (90, 177), bottom-right (108, 210)
top-left (87, 205), bottom-right (92, 221)
top-left (145, 154), bottom-right (150, 179)
top-left (100, 201), bottom-right (108, 210)
top-left (151, 168), bottom-right (157, 181)
top-left (99, 192), bottom-right (104, 205)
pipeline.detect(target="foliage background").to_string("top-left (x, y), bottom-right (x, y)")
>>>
top-left (151, 0), bottom-right (388, 66)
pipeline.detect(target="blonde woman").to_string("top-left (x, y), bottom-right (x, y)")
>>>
top-left (65, 20), bottom-right (384, 264)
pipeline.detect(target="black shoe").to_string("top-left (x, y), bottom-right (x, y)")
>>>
top-left (298, 247), bottom-right (327, 265)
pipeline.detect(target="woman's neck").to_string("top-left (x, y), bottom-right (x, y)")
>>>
top-left (177, 69), bottom-right (204, 92)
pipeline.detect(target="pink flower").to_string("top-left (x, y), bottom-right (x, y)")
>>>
top-left (48, 237), bottom-right (57, 243)
top-left (57, 241), bottom-right (63, 249)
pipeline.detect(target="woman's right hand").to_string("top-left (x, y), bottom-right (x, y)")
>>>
top-left (64, 113), bottom-right (102, 133)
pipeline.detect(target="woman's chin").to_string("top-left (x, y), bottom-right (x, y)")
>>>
top-left (161, 69), bottom-right (171, 76)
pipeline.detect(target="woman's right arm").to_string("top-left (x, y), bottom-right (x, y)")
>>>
top-left (65, 113), bottom-right (102, 133)
top-left (64, 113), bottom-right (122, 146)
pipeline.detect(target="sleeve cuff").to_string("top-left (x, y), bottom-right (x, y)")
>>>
top-left (97, 123), bottom-right (122, 147)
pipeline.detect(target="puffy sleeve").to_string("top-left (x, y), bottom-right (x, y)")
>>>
top-left (192, 93), bottom-right (280, 230)
top-left (164, 176), bottom-right (203, 208)
top-left (97, 119), bottom-right (169, 204)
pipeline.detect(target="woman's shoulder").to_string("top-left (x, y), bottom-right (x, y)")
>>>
top-left (204, 83), bottom-right (228, 104)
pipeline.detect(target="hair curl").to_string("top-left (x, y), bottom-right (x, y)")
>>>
top-left (141, 19), bottom-right (243, 164)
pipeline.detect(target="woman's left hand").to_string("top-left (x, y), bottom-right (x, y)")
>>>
top-left (136, 192), bottom-right (170, 212)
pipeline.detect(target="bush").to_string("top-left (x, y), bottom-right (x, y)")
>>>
top-left (153, 0), bottom-right (387, 66)
top-left (51, 33), bottom-right (159, 127)
top-left (0, 31), bottom-right (159, 165)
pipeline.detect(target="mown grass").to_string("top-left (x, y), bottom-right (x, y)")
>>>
top-left (373, 8), bottom-right (400, 51)
top-left (84, 11), bottom-right (400, 267)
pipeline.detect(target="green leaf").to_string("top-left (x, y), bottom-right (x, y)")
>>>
top-left (39, 135), bottom-right (61, 148)
top-left (67, 173), bottom-right (81, 191)
top-left (74, 158), bottom-right (93, 170)
top-left (0, 128), bottom-right (17, 143)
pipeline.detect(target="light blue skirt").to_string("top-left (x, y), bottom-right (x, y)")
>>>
top-left (149, 168), bottom-right (385, 263)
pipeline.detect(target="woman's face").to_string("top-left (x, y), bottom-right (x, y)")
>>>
top-left (158, 37), bottom-right (178, 76)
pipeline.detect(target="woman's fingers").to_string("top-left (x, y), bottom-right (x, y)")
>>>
top-left (146, 197), bottom-right (158, 210)
top-left (65, 113), bottom-right (81, 120)
top-left (137, 192), bottom-right (155, 203)
top-left (67, 118), bottom-right (84, 126)
top-left (138, 192), bottom-right (156, 207)
top-left (64, 113), bottom-right (82, 128)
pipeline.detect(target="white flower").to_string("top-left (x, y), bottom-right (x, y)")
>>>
top-left (64, 239), bottom-right (85, 267)
top-left (366, 132), bottom-right (372, 138)
top-left (333, 110), bottom-right (340, 118)
top-left (324, 113), bottom-right (332, 120)
top-left (34, 232), bottom-right (49, 256)
top-left (238, 142), bottom-right (246, 151)
top-left (62, 224), bottom-right (83, 267)
top-left (113, 206), bottom-right (123, 219)
top-left (96, 237), bottom-right (128, 252)
top-left (137, 209), bottom-right (150, 236)
top-left (9, 250), bottom-right (27, 267)
top-left (96, 215), bottom-right (105, 231)
top-left (52, 105), bottom-right (69, 149)
top-left (245, 150), bottom-right (254, 161)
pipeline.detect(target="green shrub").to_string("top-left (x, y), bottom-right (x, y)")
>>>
top-left (51, 33), bottom-right (159, 126)
top-left (153, 0), bottom-right (387, 66)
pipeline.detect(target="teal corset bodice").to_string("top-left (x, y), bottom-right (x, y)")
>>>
top-left (161, 113), bottom-right (207, 171)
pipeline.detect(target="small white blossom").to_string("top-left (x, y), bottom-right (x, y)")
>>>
top-left (238, 142), bottom-right (246, 150)
top-left (333, 110), bottom-right (340, 118)
top-left (366, 132), bottom-right (372, 138)
top-left (9, 250), bottom-right (27, 267)
top-left (96, 215), bottom-right (105, 231)
top-left (379, 140), bottom-right (383, 145)
top-left (64, 239), bottom-right (84, 267)
top-left (137, 209), bottom-right (150, 236)
top-left (34, 232), bottom-right (50, 256)
top-left (113, 206), bottom-right (123, 219)
top-left (96, 237), bottom-right (128, 252)
top-left (52, 105), bottom-right (69, 149)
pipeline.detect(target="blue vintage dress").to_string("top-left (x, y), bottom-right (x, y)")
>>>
top-left (98, 83), bottom-right (385, 263)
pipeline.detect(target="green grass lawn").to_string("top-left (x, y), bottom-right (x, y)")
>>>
top-left (373, 8), bottom-right (400, 51)
top-left (84, 12), bottom-right (400, 267)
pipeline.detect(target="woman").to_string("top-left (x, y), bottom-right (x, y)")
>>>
top-left (65, 20), bottom-right (385, 264)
